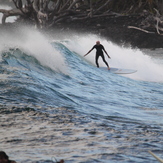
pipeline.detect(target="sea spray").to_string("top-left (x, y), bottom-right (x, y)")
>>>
top-left (0, 26), bottom-right (67, 74)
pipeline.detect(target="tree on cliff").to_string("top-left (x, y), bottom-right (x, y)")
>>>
top-left (0, 0), bottom-right (163, 33)
top-left (108, 0), bottom-right (163, 14)
top-left (0, 0), bottom-right (111, 28)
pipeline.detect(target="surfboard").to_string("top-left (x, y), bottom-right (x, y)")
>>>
top-left (100, 67), bottom-right (137, 74)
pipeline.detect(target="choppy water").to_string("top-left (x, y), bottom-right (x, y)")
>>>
top-left (0, 26), bottom-right (163, 163)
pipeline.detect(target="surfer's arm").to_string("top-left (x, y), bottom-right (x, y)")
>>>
top-left (103, 49), bottom-right (111, 59)
top-left (84, 47), bottom-right (94, 57)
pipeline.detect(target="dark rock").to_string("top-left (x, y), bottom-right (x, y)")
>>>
top-left (52, 15), bottom-right (163, 49)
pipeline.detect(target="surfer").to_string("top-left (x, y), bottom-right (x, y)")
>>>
top-left (84, 41), bottom-right (111, 70)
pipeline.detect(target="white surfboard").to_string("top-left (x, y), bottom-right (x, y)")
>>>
top-left (100, 67), bottom-right (137, 74)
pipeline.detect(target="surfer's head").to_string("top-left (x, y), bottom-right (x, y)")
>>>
top-left (96, 41), bottom-right (100, 45)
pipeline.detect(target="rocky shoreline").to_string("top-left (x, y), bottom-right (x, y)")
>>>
top-left (52, 15), bottom-right (163, 49)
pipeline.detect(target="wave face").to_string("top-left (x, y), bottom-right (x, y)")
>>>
top-left (0, 27), bottom-right (163, 163)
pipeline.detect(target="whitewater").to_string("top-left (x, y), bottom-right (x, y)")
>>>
top-left (0, 25), bottom-right (163, 163)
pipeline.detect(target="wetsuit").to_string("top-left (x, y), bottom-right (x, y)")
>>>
top-left (92, 44), bottom-right (109, 68)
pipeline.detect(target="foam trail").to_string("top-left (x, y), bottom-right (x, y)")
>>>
top-left (0, 26), bottom-right (67, 74)
top-left (63, 34), bottom-right (163, 82)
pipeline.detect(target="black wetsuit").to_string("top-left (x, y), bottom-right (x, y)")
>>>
top-left (92, 44), bottom-right (109, 68)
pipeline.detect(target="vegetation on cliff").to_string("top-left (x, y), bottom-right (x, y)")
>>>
top-left (0, 0), bottom-right (163, 34)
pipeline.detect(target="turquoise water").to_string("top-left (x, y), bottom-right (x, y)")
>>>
top-left (0, 27), bottom-right (163, 163)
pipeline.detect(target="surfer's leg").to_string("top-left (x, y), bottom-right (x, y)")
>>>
top-left (101, 54), bottom-right (110, 69)
top-left (95, 54), bottom-right (100, 67)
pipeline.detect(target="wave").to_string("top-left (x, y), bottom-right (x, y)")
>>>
top-left (0, 26), bottom-right (67, 74)
top-left (1, 26), bottom-right (163, 109)
top-left (1, 26), bottom-right (163, 163)
top-left (61, 34), bottom-right (163, 82)
top-left (1, 26), bottom-right (163, 82)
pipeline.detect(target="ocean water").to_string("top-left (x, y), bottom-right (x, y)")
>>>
top-left (0, 26), bottom-right (163, 163)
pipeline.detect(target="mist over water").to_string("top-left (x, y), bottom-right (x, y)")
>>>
top-left (0, 26), bottom-right (163, 163)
